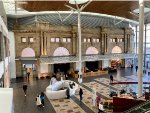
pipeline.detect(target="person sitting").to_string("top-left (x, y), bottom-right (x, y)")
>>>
top-left (120, 89), bottom-right (126, 95)
top-left (50, 76), bottom-right (57, 85)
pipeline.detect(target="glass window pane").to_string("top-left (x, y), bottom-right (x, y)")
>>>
top-left (29, 37), bottom-right (34, 42)
top-left (56, 38), bottom-right (59, 42)
top-left (63, 38), bottom-right (66, 42)
top-left (51, 38), bottom-right (55, 42)
top-left (97, 39), bottom-right (99, 42)
top-left (21, 37), bottom-right (26, 42)
top-left (93, 39), bottom-right (96, 42)
top-left (67, 38), bottom-right (71, 42)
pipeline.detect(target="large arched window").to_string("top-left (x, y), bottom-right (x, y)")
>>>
top-left (53, 47), bottom-right (70, 56)
top-left (21, 47), bottom-right (35, 57)
top-left (111, 46), bottom-right (122, 53)
top-left (86, 46), bottom-right (99, 55)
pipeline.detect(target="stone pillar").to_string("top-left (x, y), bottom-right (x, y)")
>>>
top-left (102, 60), bottom-right (109, 68)
top-left (72, 31), bottom-right (77, 55)
top-left (101, 33), bottom-right (105, 54)
top-left (124, 30), bottom-right (127, 53)
top-left (16, 60), bottom-right (22, 77)
top-left (128, 34), bottom-right (130, 53)
top-left (98, 61), bottom-right (102, 69)
top-left (8, 31), bottom-right (16, 78)
top-left (43, 32), bottom-right (47, 55)
top-left (40, 30), bottom-right (44, 55)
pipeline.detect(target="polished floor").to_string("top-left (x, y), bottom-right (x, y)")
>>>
top-left (11, 68), bottom-right (150, 113)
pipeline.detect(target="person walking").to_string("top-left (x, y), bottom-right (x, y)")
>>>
top-left (135, 66), bottom-right (138, 72)
top-left (79, 88), bottom-right (83, 101)
top-left (110, 75), bottom-right (113, 83)
top-left (27, 72), bottom-right (30, 80)
top-left (98, 102), bottom-right (104, 113)
top-left (96, 95), bottom-right (101, 107)
top-left (40, 92), bottom-right (45, 107)
top-left (23, 84), bottom-right (27, 96)
top-left (131, 64), bottom-right (133, 70)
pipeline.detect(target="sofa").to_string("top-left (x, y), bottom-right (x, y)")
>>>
top-left (46, 80), bottom-right (78, 99)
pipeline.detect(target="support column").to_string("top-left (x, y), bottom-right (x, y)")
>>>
top-left (103, 34), bottom-right (105, 54)
top-left (78, 10), bottom-right (82, 83)
top-left (101, 33), bottom-right (105, 54)
top-left (43, 32), bottom-right (47, 55)
top-left (124, 29), bottom-right (127, 53)
top-left (136, 26), bottom-right (138, 54)
top-left (72, 31), bottom-right (77, 55)
top-left (138, 0), bottom-right (144, 97)
top-left (40, 30), bottom-right (44, 55)
top-left (144, 24), bottom-right (147, 68)
top-left (1, 31), bottom-right (6, 86)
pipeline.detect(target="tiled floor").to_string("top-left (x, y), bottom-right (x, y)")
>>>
top-left (11, 68), bottom-right (150, 113)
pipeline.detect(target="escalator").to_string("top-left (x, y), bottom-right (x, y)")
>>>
top-left (124, 100), bottom-right (150, 113)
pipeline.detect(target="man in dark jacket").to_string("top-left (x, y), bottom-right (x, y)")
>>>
top-left (66, 88), bottom-right (70, 99)
top-left (110, 75), bottom-right (113, 83)
top-left (23, 84), bottom-right (27, 96)
top-left (79, 88), bottom-right (83, 101)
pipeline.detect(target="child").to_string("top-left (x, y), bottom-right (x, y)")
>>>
top-left (40, 92), bottom-right (45, 107)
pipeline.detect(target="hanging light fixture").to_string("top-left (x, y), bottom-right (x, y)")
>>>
top-left (69, 0), bottom-right (89, 4)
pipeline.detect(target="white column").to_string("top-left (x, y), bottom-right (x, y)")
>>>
top-left (138, 0), bottom-right (144, 97)
top-left (78, 10), bottom-right (83, 83)
top-left (8, 31), bottom-right (16, 78)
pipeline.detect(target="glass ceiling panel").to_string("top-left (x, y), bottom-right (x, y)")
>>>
top-left (2, 0), bottom-right (29, 15)
top-left (2, 0), bottom-right (138, 26)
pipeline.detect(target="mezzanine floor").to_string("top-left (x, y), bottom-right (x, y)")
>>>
top-left (11, 68), bottom-right (150, 113)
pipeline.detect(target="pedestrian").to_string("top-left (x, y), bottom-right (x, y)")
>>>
top-left (36, 95), bottom-right (42, 107)
top-left (40, 92), bottom-right (45, 107)
top-left (27, 72), bottom-right (30, 79)
top-left (98, 102), bottom-right (104, 113)
top-left (96, 95), bottom-right (101, 107)
top-left (66, 88), bottom-right (70, 99)
top-left (110, 75), bottom-right (113, 83)
top-left (79, 88), bottom-right (83, 101)
top-left (131, 64), bottom-right (133, 70)
top-left (135, 66), bottom-right (138, 72)
top-left (23, 83), bottom-right (27, 96)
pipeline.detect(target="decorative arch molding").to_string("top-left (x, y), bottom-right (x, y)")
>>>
top-left (86, 46), bottom-right (99, 55)
top-left (21, 47), bottom-right (35, 57)
top-left (53, 47), bottom-right (70, 56)
top-left (111, 46), bottom-right (122, 53)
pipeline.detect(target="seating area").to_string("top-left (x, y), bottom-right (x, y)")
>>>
top-left (46, 80), bottom-right (78, 99)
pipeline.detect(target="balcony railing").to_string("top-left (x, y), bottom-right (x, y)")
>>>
top-left (40, 53), bottom-right (137, 64)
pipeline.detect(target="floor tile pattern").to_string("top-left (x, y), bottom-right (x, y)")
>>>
top-left (48, 98), bottom-right (86, 113)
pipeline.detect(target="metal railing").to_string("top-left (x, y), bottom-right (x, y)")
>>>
top-left (40, 53), bottom-right (137, 64)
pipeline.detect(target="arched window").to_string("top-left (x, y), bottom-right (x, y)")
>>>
top-left (111, 46), bottom-right (122, 53)
top-left (21, 47), bottom-right (35, 57)
top-left (53, 47), bottom-right (70, 56)
top-left (86, 46), bottom-right (99, 55)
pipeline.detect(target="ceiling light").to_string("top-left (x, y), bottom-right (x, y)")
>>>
top-left (69, 0), bottom-right (89, 4)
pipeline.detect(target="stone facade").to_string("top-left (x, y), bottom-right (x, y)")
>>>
top-left (13, 22), bottom-right (133, 77)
